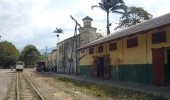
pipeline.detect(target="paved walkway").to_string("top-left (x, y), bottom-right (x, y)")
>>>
top-left (57, 74), bottom-right (170, 99)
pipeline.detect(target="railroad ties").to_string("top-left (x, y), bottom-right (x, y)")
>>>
top-left (5, 72), bottom-right (45, 100)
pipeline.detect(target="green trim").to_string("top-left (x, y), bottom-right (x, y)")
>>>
top-left (80, 64), bottom-right (153, 84)
top-left (80, 65), bottom-right (92, 76)
top-left (80, 63), bottom-right (170, 85)
top-left (110, 64), bottom-right (153, 84)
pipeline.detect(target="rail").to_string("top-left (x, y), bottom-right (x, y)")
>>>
top-left (23, 74), bottom-right (45, 100)
top-left (16, 72), bottom-right (45, 100)
top-left (16, 72), bottom-right (19, 100)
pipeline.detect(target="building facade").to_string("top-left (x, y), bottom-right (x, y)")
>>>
top-left (78, 13), bottom-right (170, 86)
top-left (56, 16), bottom-right (97, 74)
top-left (46, 49), bottom-right (57, 71)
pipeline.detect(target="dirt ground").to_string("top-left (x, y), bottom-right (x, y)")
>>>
top-left (25, 69), bottom-right (106, 100)
top-left (0, 69), bottom-right (15, 100)
top-left (0, 69), bottom-right (108, 100)
top-left (1, 68), bottom-right (169, 100)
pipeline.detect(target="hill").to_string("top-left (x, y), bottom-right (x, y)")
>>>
top-left (39, 46), bottom-right (56, 55)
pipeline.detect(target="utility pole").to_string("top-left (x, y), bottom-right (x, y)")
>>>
top-left (70, 15), bottom-right (82, 28)
top-left (70, 15), bottom-right (81, 75)
top-left (46, 46), bottom-right (48, 54)
top-left (45, 46), bottom-right (48, 67)
top-left (45, 46), bottom-right (48, 59)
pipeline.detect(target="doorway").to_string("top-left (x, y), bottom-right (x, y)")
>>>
top-left (93, 55), bottom-right (110, 79)
top-left (152, 48), bottom-right (165, 85)
top-left (166, 49), bottom-right (170, 84)
top-left (97, 57), bottom-right (104, 77)
top-left (152, 48), bottom-right (170, 85)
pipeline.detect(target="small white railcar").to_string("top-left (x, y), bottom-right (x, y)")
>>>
top-left (16, 61), bottom-right (24, 72)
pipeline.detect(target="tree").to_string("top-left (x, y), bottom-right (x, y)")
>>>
top-left (96, 32), bottom-right (104, 39)
top-left (96, 29), bottom-right (104, 39)
top-left (53, 28), bottom-right (63, 43)
top-left (19, 45), bottom-right (40, 68)
top-left (115, 6), bottom-right (153, 29)
top-left (0, 41), bottom-right (19, 68)
top-left (91, 0), bottom-right (125, 35)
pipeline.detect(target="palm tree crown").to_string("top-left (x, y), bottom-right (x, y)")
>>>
top-left (92, 0), bottom-right (125, 35)
top-left (53, 28), bottom-right (63, 43)
top-left (53, 28), bottom-right (63, 37)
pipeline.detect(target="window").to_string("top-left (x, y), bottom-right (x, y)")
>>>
top-left (109, 42), bottom-right (117, 51)
top-left (89, 47), bottom-right (94, 54)
top-left (152, 31), bottom-right (166, 44)
top-left (98, 45), bottom-right (103, 53)
top-left (127, 37), bottom-right (138, 48)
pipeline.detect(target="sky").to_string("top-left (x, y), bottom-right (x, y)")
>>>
top-left (0, 0), bottom-right (170, 51)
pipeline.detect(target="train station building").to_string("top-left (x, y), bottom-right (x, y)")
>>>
top-left (77, 13), bottom-right (170, 86)
top-left (47, 16), bottom-right (97, 74)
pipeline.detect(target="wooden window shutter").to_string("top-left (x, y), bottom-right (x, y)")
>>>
top-left (98, 45), bottom-right (103, 53)
top-left (109, 42), bottom-right (117, 51)
top-left (152, 31), bottom-right (166, 44)
top-left (89, 47), bottom-right (94, 54)
top-left (127, 37), bottom-right (138, 48)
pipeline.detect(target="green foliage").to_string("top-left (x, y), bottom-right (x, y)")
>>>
top-left (53, 27), bottom-right (63, 37)
top-left (115, 6), bottom-right (153, 30)
top-left (0, 41), bottom-right (19, 68)
top-left (39, 55), bottom-right (46, 61)
top-left (91, 0), bottom-right (125, 13)
top-left (92, 0), bottom-right (126, 35)
top-left (96, 32), bottom-right (104, 39)
top-left (19, 45), bottom-right (40, 68)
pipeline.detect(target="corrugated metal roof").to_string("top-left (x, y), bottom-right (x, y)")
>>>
top-left (77, 13), bottom-right (170, 50)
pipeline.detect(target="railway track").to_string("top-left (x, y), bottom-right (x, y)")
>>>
top-left (5, 72), bottom-right (45, 100)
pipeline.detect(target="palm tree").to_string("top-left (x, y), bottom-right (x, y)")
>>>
top-left (91, 0), bottom-right (125, 35)
top-left (53, 28), bottom-right (63, 43)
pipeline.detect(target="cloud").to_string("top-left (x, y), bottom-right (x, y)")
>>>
top-left (0, 0), bottom-right (170, 51)
top-left (0, 0), bottom-right (51, 47)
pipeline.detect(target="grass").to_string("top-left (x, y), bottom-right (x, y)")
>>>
top-left (57, 76), bottom-right (168, 100)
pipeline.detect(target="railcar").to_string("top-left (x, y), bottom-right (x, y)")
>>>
top-left (16, 61), bottom-right (24, 72)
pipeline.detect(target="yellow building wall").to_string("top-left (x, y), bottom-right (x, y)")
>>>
top-left (80, 25), bottom-right (170, 66)
top-left (79, 25), bottom-right (170, 84)
top-left (109, 26), bottom-right (170, 65)
top-left (109, 40), bottom-right (123, 65)
top-left (80, 43), bottom-right (109, 65)
top-left (123, 34), bottom-right (147, 64)
top-left (80, 50), bottom-right (93, 65)
top-left (146, 26), bottom-right (170, 64)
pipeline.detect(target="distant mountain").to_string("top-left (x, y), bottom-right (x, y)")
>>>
top-left (39, 46), bottom-right (56, 55)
